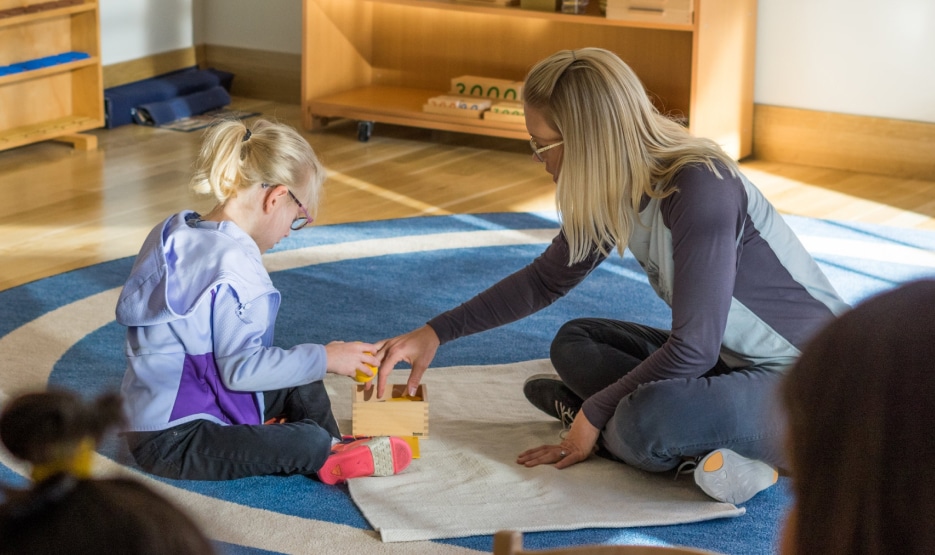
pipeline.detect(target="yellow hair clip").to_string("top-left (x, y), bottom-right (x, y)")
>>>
top-left (30, 437), bottom-right (95, 482)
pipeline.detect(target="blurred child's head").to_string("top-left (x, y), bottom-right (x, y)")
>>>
top-left (782, 280), bottom-right (935, 555)
top-left (0, 390), bottom-right (215, 555)
top-left (0, 389), bottom-right (123, 481)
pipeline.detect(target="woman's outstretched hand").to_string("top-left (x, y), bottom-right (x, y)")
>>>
top-left (517, 412), bottom-right (600, 470)
top-left (373, 325), bottom-right (440, 399)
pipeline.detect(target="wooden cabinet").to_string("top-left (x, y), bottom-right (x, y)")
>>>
top-left (302, 0), bottom-right (756, 159)
top-left (0, 0), bottom-right (103, 151)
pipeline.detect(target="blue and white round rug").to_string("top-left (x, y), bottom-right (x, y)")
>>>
top-left (1, 212), bottom-right (933, 555)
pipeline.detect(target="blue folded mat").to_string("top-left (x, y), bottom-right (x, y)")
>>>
top-left (131, 85), bottom-right (232, 126)
top-left (104, 67), bottom-right (234, 128)
top-left (0, 51), bottom-right (89, 75)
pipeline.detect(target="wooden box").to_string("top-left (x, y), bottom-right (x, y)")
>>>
top-left (351, 384), bottom-right (429, 438)
top-left (605, 0), bottom-right (693, 24)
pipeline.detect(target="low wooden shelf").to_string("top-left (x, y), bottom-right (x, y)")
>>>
top-left (0, 0), bottom-right (103, 152)
top-left (308, 86), bottom-right (527, 140)
top-left (302, 0), bottom-right (756, 158)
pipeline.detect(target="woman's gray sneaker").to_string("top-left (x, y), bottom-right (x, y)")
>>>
top-left (694, 448), bottom-right (778, 504)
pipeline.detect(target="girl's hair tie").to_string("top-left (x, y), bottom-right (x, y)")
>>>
top-left (243, 129), bottom-right (252, 142)
top-left (30, 437), bottom-right (96, 483)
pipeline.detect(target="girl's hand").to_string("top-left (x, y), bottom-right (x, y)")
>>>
top-left (324, 341), bottom-right (381, 379)
top-left (517, 412), bottom-right (600, 470)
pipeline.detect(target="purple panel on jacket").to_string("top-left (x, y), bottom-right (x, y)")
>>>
top-left (170, 353), bottom-right (261, 425)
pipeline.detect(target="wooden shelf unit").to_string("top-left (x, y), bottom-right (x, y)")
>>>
top-left (302, 0), bottom-right (756, 159)
top-left (0, 0), bottom-right (103, 152)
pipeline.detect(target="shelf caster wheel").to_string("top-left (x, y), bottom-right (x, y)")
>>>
top-left (357, 121), bottom-right (374, 142)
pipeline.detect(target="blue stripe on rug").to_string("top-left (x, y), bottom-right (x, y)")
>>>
top-left (2, 212), bottom-right (934, 555)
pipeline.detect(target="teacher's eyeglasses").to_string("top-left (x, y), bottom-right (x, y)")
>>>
top-left (529, 138), bottom-right (563, 162)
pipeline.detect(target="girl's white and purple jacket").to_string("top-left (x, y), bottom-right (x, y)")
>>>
top-left (115, 211), bottom-right (327, 432)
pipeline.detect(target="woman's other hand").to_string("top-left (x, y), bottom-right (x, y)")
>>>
top-left (517, 412), bottom-right (600, 469)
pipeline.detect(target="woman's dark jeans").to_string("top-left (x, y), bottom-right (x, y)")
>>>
top-left (551, 318), bottom-right (787, 472)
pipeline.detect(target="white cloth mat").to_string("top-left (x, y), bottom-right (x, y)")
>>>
top-left (326, 360), bottom-right (744, 543)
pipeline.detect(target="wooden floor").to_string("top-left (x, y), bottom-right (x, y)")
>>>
top-left (2, 97), bottom-right (935, 292)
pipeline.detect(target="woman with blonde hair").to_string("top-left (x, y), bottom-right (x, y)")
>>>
top-left (116, 119), bottom-right (412, 483)
top-left (377, 48), bottom-right (848, 503)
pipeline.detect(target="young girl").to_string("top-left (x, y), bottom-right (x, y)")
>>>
top-left (0, 389), bottom-right (216, 554)
top-left (115, 119), bottom-right (411, 483)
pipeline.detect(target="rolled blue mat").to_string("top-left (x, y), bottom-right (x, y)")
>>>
top-left (131, 85), bottom-right (232, 126)
top-left (104, 67), bottom-right (233, 128)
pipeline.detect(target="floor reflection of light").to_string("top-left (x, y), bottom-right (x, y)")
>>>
top-left (327, 169), bottom-right (450, 215)
top-left (604, 531), bottom-right (672, 546)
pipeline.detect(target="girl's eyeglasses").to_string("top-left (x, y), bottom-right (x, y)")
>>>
top-left (263, 183), bottom-right (313, 230)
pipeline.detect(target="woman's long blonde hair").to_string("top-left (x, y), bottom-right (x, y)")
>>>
top-left (190, 118), bottom-right (324, 216)
top-left (523, 48), bottom-right (738, 264)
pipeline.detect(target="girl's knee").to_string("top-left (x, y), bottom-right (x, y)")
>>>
top-left (129, 442), bottom-right (184, 479)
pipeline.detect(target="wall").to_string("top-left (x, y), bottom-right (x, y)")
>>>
top-left (98, 0), bottom-right (935, 123)
top-left (756, 0), bottom-right (935, 124)
top-left (194, 0), bottom-right (302, 54)
top-left (100, 0), bottom-right (194, 65)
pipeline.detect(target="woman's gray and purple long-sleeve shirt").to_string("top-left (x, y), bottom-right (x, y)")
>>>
top-left (428, 165), bottom-right (849, 429)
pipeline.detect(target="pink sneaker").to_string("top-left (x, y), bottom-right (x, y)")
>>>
top-left (318, 436), bottom-right (412, 485)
